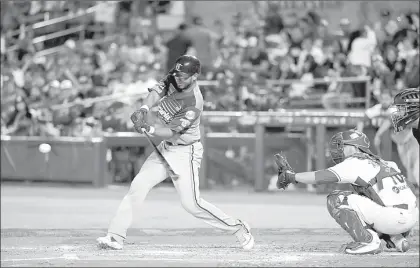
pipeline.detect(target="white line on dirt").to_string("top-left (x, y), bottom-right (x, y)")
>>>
top-left (1, 254), bottom-right (79, 262)
top-left (1, 250), bottom-right (418, 263)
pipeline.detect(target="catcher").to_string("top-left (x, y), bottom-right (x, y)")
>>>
top-left (274, 129), bottom-right (418, 255)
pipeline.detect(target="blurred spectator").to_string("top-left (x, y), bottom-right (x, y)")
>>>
top-left (184, 16), bottom-right (218, 76)
top-left (1, 0), bottom-right (419, 131)
top-left (373, 9), bottom-right (399, 50)
top-left (263, 3), bottom-right (284, 35)
top-left (165, 23), bottom-right (193, 73)
top-left (370, 54), bottom-right (395, 97)
top-left (347, 25), bottom-right (377, 69)
top-left (336, 18), bottom-right (352, 55)
top-left (242, 38), bottom-right (270, 78)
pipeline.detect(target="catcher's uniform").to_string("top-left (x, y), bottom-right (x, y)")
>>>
top-left (105, 76), bottom-right (252, 247)
top-left (327, 155), bottom-right (418, 235)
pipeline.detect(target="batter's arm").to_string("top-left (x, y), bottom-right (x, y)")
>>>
top-left (143, 75), bottom-right (172, 109)
top-left (141, 107), bottom-right (200, 139)
top-left (142, 90), bottom-right (162, 109)
top-left (149, 126), bottom-right (178, 139)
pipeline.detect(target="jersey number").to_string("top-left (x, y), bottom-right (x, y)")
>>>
top-left (390, 174), bottom-right (406, 185)
top-left (386, 174), bottom-right (407, 194)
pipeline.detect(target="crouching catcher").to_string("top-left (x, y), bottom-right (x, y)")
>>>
top-left (274, 129), bottom-right (418, 255)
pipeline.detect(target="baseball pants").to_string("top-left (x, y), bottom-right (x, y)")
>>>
top-left (107, 141), bottom-right (244, 242)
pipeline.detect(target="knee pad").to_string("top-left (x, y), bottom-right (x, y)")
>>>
top-left (326, 190), bottom-right (353, 217)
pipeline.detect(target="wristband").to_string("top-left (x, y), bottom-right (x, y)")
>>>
top-left (140, 105), bottom-right (150, 112)
top-left (145, 126), bottom-right (155, 134)
top-left (286, 171), bottom-right (297, 184)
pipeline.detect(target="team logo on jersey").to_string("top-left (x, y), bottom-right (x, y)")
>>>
top-left (392, 184), bottom-right (407, 194)
top-left (180, 118), bottom-right (191, 128)
top-left (392, 186), bottom-right (400, 194)
top-left (185, 110), bottom-right (195, 120)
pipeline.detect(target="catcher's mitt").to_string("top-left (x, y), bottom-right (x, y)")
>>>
top-left (274, 152), bottom-right (296, 190)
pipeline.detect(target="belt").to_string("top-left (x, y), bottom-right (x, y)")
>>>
top-left (165, 139), bottom-right (200, 146)
top-left (393, 203), bottom-right (417, 210)
top-left (393, 204), bottom-right (408, 210)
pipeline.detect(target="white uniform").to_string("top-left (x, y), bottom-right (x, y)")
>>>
top-left (328, 157), bottom-right (418, 235)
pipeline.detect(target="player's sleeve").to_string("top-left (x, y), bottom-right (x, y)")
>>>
top-left (167, 106), bottom-right (201, 134)
top-left (327, 158), bottom-right (378, 184)
top-left (148, 76), bottom-right (170, 98)
top-left (385, 161), bottom-right (401, 173)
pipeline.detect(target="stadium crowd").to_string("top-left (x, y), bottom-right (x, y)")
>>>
top-left (1, 1), bottom-right (419, 186)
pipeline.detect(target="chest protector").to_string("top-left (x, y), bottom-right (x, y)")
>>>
top-left (350, 153), bottom-right (404, 206)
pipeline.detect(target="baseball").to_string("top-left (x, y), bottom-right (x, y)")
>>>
top-left (38, 143), bottom-right (51, 154)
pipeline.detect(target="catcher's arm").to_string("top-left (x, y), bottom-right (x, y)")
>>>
top-left (274, 152), bottom-right (339, 189)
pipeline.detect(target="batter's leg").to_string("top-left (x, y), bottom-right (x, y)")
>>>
top-left (98, 147), bottom-right (168, 249)
top-left (166, 143), bottom-right (254, 250)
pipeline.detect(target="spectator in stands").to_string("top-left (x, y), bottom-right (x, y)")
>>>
top-left (263, 3), bottom-right (284, 35)
top-left (165, 23), bottom-right (193, 73)
top-left (404, 48), bottom-right (419, 88)
top-left (337, 18), bottom-right (352, 55)
top-left (184, 16), bottom-right (218, 76)
top-left (242, 37), bottom-right (270, 79)
top-left (373, 9), bottom-right (399, 50)
top-left (5, 96), bottom-right (36, 136)
top-left (371, 54), bottom-right (395, 98)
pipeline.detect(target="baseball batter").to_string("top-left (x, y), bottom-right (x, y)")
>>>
top-left (274, 129), bottom-right (418, 255)
top-left (97, 55), bottom-right (254, 250)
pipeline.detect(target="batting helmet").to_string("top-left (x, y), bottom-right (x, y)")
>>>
top-left (329, 129), bottom-right (373, 164)
top-left (171, 55), bottom-right (201, 77)
top-left (391, 88), bottom-right (420, 133)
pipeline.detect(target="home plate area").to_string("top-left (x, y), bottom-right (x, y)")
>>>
top-left (1, 228), bottom-right (419, 267)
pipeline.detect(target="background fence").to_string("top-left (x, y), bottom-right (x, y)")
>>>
top-left (1, 109), bottom-right (381, 192)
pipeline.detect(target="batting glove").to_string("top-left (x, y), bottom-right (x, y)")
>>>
top-left (134, 122), bottom-right (155, 135)
top-left (130, 105), bottom-right (149, 124)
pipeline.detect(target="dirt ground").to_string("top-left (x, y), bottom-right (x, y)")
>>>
top-left (1, 183), bottom-right (419, 267)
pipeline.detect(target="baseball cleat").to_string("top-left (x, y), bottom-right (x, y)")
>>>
top-left (385, 234), bottom-right (410, 252)
top-left (235, 221), bottom-right (255, 250)
top-left (97, 235), bottom-right (123, 250)
top-left (344, 230), bottom-right (383, 255)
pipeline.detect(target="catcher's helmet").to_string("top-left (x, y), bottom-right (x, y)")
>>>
top-left (171, 55), bottom-right (201, 77)
top-left (329, 129), bottom-right (373, 164)
top-left (391, 88), bottom-right (420, 133)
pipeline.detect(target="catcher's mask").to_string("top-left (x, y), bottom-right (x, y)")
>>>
top-left (169, 55), bottom-right (201, 90)
top-left (329, 130), bottom-right (373, 164)
top-left (390, 88), bottom-right (420, 133)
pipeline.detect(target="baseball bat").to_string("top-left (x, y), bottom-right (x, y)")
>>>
top-left (142, 131), bottom-right (179, 180)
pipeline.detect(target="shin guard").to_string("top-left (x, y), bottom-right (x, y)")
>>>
top-left (327, 191), bottom-right (373, 243)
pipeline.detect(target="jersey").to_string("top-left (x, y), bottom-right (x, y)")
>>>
top-left (327, 154), bottom-right (417, 208)
top-left (149, 75), bottom-right (203, 145)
